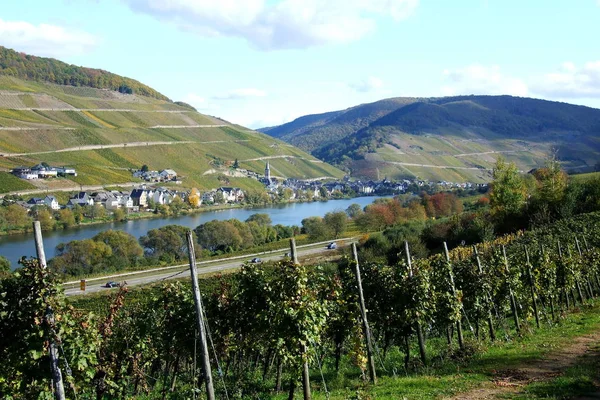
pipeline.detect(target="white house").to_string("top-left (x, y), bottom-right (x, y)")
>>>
top-left (43, 196), bottom-right (60, 210)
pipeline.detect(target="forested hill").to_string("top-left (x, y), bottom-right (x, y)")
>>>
top-left (0, 46), bottom-right (169, 101)
top-left (262, 95), bottom-right (600, 183)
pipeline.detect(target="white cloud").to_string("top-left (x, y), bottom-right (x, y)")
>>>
top-left (213, 88), bottom-right (267, 100)
top-left (349, 76), bottom-right (384, 92)
top-left (0, 19), bottom-right (98, 57)
top-left (123, 0), bottom-right (419, 50)
top-left (441, 64), bottom-right (528, 96)
top-left (532, 61), bottom-right (600, 98)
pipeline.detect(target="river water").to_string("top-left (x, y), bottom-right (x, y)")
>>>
top-left (2, 196), bottom-right (383, 268)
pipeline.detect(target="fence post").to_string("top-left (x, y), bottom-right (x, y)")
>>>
top-left (34, 221), bottom-right (66, 400)
top-left (473, 245), bottom-right (496, 341)
top-left (443, 242), bottom-right (464, 349)
top-left (186, 232), bottom-right (215, 400)
top-left (290, 238), bottom-right (299, 265)
top-left (502, 245), bottom-right (520, 333)
top-left (352, 243), bottom-right (377, 384)
top-left (524, 246), bottom-right (540, 328)
top-left (405, 241), bottom-right (427, 366)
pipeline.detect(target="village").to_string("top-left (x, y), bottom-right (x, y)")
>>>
top-left (8, 161), bottom-right (487, 213)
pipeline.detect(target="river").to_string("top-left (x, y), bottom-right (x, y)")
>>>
top-left (2, 196), bottom-right (383, 269)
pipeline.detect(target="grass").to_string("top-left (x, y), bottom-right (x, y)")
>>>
top-left (268, 304), bottom-right (600, 399)
top-left (510, 345), bottom-right (600, 399)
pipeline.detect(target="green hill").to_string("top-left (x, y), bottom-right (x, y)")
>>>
top-left (0, 48), bottom-right (343, 193)
top-left (263, 95), bottom-right (600, 183)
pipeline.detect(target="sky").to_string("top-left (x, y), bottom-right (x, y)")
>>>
top-left (1, 0), bottom-right (599, 128)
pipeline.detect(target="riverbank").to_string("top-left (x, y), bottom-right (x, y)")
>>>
top-left (0, 196), bottom-right (383, 268)
top-left (0, 195), bottom-right (365, 238)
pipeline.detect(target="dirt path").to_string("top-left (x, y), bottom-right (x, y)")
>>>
top-left (448, 332), bottom-right (600, 399)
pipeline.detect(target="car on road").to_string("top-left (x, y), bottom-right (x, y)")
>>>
top-left (104, 281), bottom-right (119, 288)
top-left (327, 242), bottom-right (337, 249)
top-left (250, 257), bottom-right (262, 263)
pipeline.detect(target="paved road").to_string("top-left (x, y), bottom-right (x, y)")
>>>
top-left (64, 240), bottom-right (348, 296)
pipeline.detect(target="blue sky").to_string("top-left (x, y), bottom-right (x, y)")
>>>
top-left (1, 0), bottom-right (599, 128)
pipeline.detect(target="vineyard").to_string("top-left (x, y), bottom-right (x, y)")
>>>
top-left (3, 211), bottom-right (600, 399)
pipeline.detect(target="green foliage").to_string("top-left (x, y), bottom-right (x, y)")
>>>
top-left (0, 45), bottom-right (170, 100)
top-left (139, 224), bottom-right (195, 263)
top-left (0, 258), bottom-right (99, 398)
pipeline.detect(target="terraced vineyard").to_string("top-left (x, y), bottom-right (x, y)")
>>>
top-left (0, 76), bottom-right (343, 192)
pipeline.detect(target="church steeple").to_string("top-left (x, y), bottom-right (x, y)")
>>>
top-left (265, 161), bottom-right (271, 182)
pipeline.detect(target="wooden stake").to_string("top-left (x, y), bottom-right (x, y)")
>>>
top-left (301, 343), bottom-right (311, 400)
top-left (443, 242), bottom-right (464, 349)
top-left (186, 231), bottom-right (215, 400)
top-left (34, 221), bottom-right (66, 400)
top-left (502, 246), bottom-right (520, 333)
top-left (352, 243), bottom-right (377, 384)
top-left (473, 245), bottom-right (495, 341)
top-left (524, 246), bottom-right (540, 328)
top-left (405, 241), bottom-right (427, 366)
top-left (290, 238), bottom-right (299, 265)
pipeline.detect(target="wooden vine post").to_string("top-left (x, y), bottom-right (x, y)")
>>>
top-left (524, 246), bottom-right (540, 328)
top-left (473, 245), bottom-right (496, 341)
top-left (443, 242), bottom-right (464, 349)
top-left (289, 238), bottom-right (311, 400)
top-left (565, 242), bottom-right (585, 304)
top-left (352, 243), bottom-right (377, 384)
top-left (290, 238), bottom-right (299, 265)
top-left (186, 231), bottom-right (215, 400)
top-left (575, 237), bottom-right (595, 298)
top-left (502, 245), bottom-right (520, 333)
top-left (557, 241), bottom-right (570, 310)
top-left (33, 221), bottom-right (66, 400)
top-left (405, 241), bottom-right (427, 366)
top-left (539, 244), bottom-right (556, 321)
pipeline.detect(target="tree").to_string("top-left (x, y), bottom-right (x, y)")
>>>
top-left (169, 197), bottom-right (185, 216)
top-left (139, 225), bottom-right (195, 262)
top-left (93, 230), bottom-right (143, 269)
top-left (301, 216), bottom-right (329, 240)
top-left (246, 213), bottom-right (272, 226)
top-left (195, 220), bottom-right (242, 253)
top-left (489, 158), bottom-right (527, 219)
top-left (56, 208), bottom-right (75, 228)
top-left (346, 203), bottom-right (363, 218)
top-left (35, 208), bottom-right (54, 231)
top-left (51, 239), bottom-right (113, 276)
top-left (213, 191), bottom-right (225, 204)
top-left (4, 204), bottom-right (30, 228)
top-left (324, 211), bottom-right (347, 238)
top-left (112, 208), bottom-right (126, 222)
top-left (141, 164), bottom-right (149, 172)
top-left (233, 159), bottom-right (239, 169)
top-left (188, 188), bottom-right (201, 207)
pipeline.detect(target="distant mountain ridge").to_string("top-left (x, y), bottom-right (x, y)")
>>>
top-left (261, 95), bottom-right (600, 182)
top-left (0, 46), bottom-right (169, 101)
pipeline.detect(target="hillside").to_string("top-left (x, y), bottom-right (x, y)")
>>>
top-left (0, 46), bottom-right (169, 101)
top-left (0, 51), bottom-right (343, 193)
top-left (264, 95), bottom-right (600, 182)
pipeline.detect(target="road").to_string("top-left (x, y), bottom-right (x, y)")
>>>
top-left (64, 239), bottom-right (348, 296)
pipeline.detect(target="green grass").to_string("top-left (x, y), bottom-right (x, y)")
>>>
top-left (510, 345), bottom-right (600, 399)
top-left (0, 172), bottom-right (36, 193)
